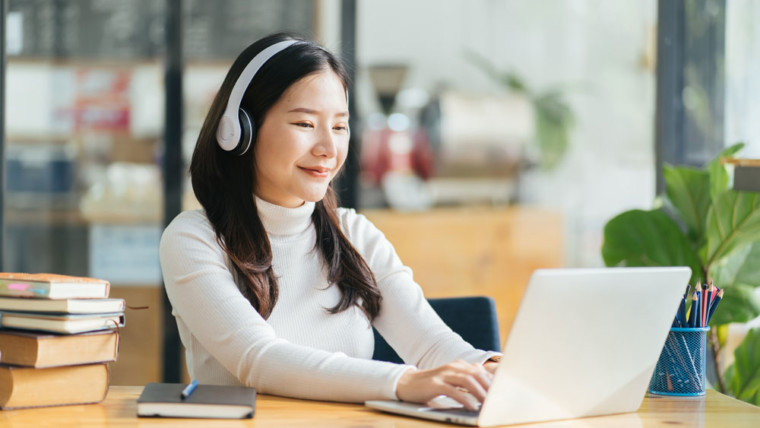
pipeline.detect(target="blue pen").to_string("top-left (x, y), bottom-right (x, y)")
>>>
top-left (181, 380), bottom-right (199, 399)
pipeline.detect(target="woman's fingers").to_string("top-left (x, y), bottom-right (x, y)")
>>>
top-left (450, 360), bottom-right (493, 393)
top-left (442, 371), bottom-right (489, 402)
top-left (395, 361), bottom-right (494, 410)
top-left (441, 384), bottom-right (481, 411)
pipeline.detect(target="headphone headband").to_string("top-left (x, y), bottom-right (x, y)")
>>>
top-left (216, 40), bottom-right (300, 152)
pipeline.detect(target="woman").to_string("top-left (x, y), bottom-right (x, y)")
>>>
top-left (160, 33), bottom-right (499, 410)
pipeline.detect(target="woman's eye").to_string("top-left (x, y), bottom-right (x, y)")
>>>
top-left (293, 122), bottom-right (313, 128)
top-left (334, 125), bottom-right (349, 132)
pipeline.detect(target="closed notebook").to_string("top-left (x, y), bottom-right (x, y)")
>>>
top-left (137, 383), bottom-right (256, 419)
top-left (0, 330), bottom-right (119, 367)
top-left (0, 273), bottom-right (110, 299)
top-left (0, 363), bottom-right (109, 409)
top-left (0, 297), bottom-right (125, 314)
top-left (0, 311), bottom-right (125, 334)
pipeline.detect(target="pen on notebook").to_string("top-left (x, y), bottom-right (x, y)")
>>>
top-left (181, 380), bottom-right (199, 399)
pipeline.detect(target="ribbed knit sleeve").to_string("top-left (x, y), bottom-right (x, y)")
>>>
top-left (338, 209), bottom-right (500, 368)
top-left (160, 210), bottom-right (411, 402)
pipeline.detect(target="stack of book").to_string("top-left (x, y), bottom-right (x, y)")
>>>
top-left (0, 273), bottom-right (125, 409)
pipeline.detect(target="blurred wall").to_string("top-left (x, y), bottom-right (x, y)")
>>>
top-left (355, 0), bottom-right (658, 267)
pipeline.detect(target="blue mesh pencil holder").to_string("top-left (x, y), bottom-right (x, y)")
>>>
top-left (649, 327), bottom-right (709, 396)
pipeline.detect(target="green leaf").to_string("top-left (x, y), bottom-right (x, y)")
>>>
top-left (708, 284), bottom-right (760, 325)
top-left (602, 209), bottom-right (702, 284)
top-left (724, 328), bottom-right (760, 406)
top-left (463, 49), bottom-right (528, 93)
top-left (705, 192), bottom-right (760, 266)
top-left (735, 243), bottom-right (760, 287)
top-left (709, 243), bottom-right (760, 289)
top-left (708, 143), bottom-right (744, 201)
top-left (663, 165), bottom-right (711, 242)
top-left (535, 108), bottom-right (570, 169)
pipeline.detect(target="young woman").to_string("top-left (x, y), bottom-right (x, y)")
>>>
top-left (160, 33), bottom-right (499, 410)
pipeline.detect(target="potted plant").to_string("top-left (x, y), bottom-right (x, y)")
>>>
top-left (464, 50), bottom-right (574, 170)
top-left (602, 143), bottom-right (760, 405)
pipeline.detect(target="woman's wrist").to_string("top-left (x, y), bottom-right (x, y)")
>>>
top-left (395, 367), bottom-right (419, 401)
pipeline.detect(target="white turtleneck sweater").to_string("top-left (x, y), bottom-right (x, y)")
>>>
top-left (159, 198), bottom-right (498, 402)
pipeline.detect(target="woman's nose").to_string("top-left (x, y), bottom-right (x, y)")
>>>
top-left (313, 127), bottom-right (338, 158)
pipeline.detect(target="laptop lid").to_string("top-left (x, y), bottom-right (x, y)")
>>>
top-left (477, 266), bottom-right (690, 426)
top-left (366, 267), bottom-right (690, 427)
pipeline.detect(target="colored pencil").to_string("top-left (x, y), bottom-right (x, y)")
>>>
top-left (679, 284), bottom-right (690, 327)
top-left (706, 288), bottom-right (724, 325)
top-left (687, 292), bottom-right (698, 328)
top-left (701, 282), bottom-right (709, 327)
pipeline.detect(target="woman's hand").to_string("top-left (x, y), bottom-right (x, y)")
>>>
top-left (395, 360), bottom-right (493, 411)
top-left (483, 361), bottom-right (499, 375)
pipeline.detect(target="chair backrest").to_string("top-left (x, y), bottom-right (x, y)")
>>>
top-left (372, 296), bottom-right (501, 364)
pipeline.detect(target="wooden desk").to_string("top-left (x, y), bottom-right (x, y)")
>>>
top-left (1, 386), bottom-right (758, 427)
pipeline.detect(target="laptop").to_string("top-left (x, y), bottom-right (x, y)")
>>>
top-left (366, 267), bottom-right (691, 427)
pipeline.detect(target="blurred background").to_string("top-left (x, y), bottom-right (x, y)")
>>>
top-left (1, 0), bottom-right (759, 385)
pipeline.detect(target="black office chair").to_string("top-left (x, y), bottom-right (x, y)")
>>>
top-left (372, 296), bottom-right (501, 364)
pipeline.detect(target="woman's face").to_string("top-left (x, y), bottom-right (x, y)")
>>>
top-left (253, 69), bottom-right (349, 208)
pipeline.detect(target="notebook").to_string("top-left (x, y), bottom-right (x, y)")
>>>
top-left (137, 383), bottom-right (256, 419)
top-left (366, 266), bottom-right (691, 427)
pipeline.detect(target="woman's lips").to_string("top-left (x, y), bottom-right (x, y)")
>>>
top-left (299, 166), bottom-right (331, 178)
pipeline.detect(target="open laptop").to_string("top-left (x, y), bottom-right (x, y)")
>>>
top-left (366, 267), bottom-right (691, 427)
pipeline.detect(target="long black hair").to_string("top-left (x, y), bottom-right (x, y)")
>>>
top-left (190, 33), bottom-right (381, 320)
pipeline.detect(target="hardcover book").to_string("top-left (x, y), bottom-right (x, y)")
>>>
top-left (0, 297), bottom-right (125, 314)
top-left (0, 273), bottom-right (110, 299)
top-left (137, 383), bottom-right (257, 419)
top-left (0, 363), bottom-right (109, 409)
top-left (0, 311), bottom-right (125, 334)
top-left (0, 330), bottom-right (119, 368)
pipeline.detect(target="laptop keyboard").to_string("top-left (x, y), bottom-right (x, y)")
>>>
top-left (426, 408), bottom-right (481, 417)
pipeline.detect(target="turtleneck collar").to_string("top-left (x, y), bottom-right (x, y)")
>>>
top-left (255, 196), bottom-right (315, 236)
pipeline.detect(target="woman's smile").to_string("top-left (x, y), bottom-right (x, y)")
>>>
top-left (298, 165), bottom-right (332, 178)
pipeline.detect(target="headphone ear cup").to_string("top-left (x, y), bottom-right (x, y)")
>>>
top-left (230, 108), bottom-right (255, 156)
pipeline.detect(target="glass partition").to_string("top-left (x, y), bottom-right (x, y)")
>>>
top-left (3, 0), bottom-right (317, 385)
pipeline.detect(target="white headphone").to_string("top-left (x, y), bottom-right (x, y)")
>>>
top-left (216, 40), bottom-right (300, 155)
